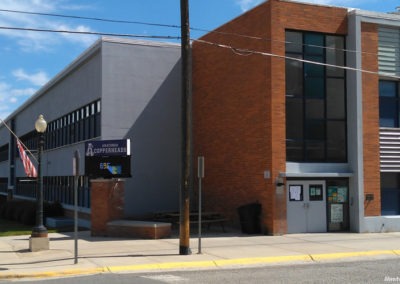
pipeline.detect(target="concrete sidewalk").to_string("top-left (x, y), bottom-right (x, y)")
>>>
top-left (0, 230), bottom-right (400, 280)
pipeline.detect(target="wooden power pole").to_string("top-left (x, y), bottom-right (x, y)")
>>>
top-left (179, 0), bottom-right (191, 255)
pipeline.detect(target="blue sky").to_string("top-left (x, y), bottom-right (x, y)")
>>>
top-left (0, 0), bottom-right (399, 119)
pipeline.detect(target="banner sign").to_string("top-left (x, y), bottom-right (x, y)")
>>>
top-left (85, 139), bottom-right (130, 157)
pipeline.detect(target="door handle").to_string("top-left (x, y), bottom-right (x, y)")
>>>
top-left (303, 203), bottom-right (309, 209)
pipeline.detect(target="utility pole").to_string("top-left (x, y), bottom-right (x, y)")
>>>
top-left (179, 0), bottom-right (191, 255)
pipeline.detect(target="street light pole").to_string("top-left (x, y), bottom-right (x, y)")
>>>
top-left (31, 114), bottom-right (48, 238)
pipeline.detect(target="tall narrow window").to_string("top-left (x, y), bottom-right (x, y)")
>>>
top-left (379, 81), bottom-right (399, 127)
top-left (285, 31), bottom-right (347, 163)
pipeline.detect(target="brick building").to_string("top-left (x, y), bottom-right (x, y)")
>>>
top-left (2, 0), bottom-right (400, 236)
top-left (192, 0), bottom-right (400, 234)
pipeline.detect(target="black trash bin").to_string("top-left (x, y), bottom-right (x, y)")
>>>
top-left (237, 203), bottom-right (262, 234)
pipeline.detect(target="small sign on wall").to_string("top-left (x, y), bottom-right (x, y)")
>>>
top-left (289, 185), bottom-right (303, 201)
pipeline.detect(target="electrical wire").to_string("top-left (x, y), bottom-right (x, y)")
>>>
top-left (0, 8), bottom-right (180, 29)
top-left (194, 38), bottom-right (400, 80)
top-left (0, 26), bottom-right (180, 40)
top-left (0, 2), bottom-right (398, 81)
top-left (0, 23), bottom-right (396, 79)
top-left (0, 22), bottom-right (396, 79)
top-left (0, 7), bottom-right (396, 57)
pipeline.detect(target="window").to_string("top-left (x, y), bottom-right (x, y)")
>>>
top-left (381, 173), bottom-right (400, 215)
top-left (0, 144), bottom-right (8, 162)
top-left (379, 81), bottom-right (399, 127)
top-left (285, 31), bottom-right (347, 163)
top-left (36, 99), bottom-right (102, 151)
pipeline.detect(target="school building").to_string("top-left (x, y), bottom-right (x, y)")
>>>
top-left (1, 0), bottom-right (400, 234)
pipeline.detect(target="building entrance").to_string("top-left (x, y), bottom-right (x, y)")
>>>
top-left (287, 180), bottom-right (327, 233)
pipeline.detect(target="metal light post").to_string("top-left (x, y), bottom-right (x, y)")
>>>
top-left (31, 114), bottom-right (48, 238)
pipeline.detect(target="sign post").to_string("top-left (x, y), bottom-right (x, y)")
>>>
top-left (73, 150), bottom-right (80, 264)
top-left (197, 156), bottom-right (204, 254)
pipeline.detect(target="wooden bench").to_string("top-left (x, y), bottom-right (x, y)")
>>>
top-left (155, 212), bottom-right (228, 232)
top-left (187, 218), bottom-right (228, 232)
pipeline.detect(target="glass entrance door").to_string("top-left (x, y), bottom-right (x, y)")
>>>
top-left (327, 180), bottom-right (349, 232)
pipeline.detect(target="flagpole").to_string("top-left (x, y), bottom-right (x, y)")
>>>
top-left (0, 117), bottom-right (38, 163)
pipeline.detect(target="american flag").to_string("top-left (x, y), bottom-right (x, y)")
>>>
top-left (16, 139), bottom-right (37, 178)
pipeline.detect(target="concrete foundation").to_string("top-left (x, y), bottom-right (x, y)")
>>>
top-left (29, 237), bottom-right (49, 252)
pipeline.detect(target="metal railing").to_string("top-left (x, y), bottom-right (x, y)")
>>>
top-left (14, 176), bottom-right (91, 208)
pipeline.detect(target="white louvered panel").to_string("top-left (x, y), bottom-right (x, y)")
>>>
top-left (378, 27), bottom-right (400, 76)
top-left (380, 128), bottom-right (400, 172)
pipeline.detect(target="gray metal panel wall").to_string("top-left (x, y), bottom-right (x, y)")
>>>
top-left (101, 40), bottom-right (182, 217)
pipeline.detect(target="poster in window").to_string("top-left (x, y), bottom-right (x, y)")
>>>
top-left (330, 204), bottom-right (343, 223)
top-left (328, 186), bottom-right (338, 203)
top-left (337, 187), bottom-right (348, 203)
top-left (289, 185), bottom-right (303, 201)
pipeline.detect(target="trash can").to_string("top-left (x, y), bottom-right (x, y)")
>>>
top-left (237, 203), bottom-right (261, 234)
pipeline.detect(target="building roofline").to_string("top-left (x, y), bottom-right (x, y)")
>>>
top-left (280, 0), bottom-right (348, 10)
top-left (198, 0), bottom-right (350, 41)
top-left (348, 8), bottom-right (400, 24)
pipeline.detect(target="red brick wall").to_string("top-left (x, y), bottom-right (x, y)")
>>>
top-left (192, 0), bottom-right (347, 235)
top-left (361, 22), bottom-right (381, 216)
top-left (91, 179), bottom-right (125, 236)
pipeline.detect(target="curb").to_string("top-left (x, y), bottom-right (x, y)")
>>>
top-left (0, 267), bottom-right (106, 280)
top-left (0, 250), bottom-right (399, 280)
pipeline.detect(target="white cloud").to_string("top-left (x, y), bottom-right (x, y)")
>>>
top-left (54, 24), bottom-right (97, 47)
top-left (0, 81), bottom-right (36, 119)
top-left (236, 0), bottom-right (264, 11)
top-left (0, 0), bottom-right (97, 51)
top-left (12, 69), bottom-right (49, 87)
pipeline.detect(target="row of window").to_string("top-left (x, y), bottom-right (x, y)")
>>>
top-left (0, 100), bottom-right (101, 163)
top-left (22, 100), bottom-right (101, 152)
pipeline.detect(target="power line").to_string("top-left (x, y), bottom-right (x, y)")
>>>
top-left (0, 8), bottom-right (390, 57)
top-left (0, 8), bottom-right (181, 29)
top-left (194, 39), bottom-right (400, 80)
top-left (0, 26), bottom-right (180, 40)
top-left (0, 23), bottom-right (395, 79)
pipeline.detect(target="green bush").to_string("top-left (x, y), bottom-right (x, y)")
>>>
top-left (44, 201), bottom-right (64, 217)
top-left (0, 202), bottom-right (5, 218)
top-left (1, 200), bottom-right (64, 225)
top-left (5, 201), bottom-right (19, 220)
top-left (20, 203), bottom-right (36, 225)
